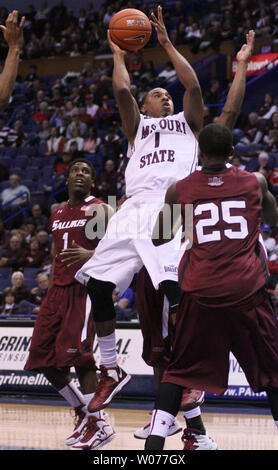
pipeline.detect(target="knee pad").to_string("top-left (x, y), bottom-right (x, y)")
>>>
top-left (87, 277), bottom-right (116, 322)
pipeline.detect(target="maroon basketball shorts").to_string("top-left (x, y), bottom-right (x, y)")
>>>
top-left (163, 288), bottom-right (278, 394)
top-left (136, 267), bottom-right (174, 369)
top-left (25, 283), bottom-right (96, 371)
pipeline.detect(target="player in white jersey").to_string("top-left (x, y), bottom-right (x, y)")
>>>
top-left (75, 5), bottom-right (204, 413)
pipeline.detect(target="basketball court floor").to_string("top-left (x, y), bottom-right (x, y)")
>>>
top-left (0, 396), bottom-right (277, 451)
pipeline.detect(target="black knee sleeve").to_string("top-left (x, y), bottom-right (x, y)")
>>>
top-left (266, 387), bottom-right (278, 420)
top-left (159, 280), bottom-right (182, 315)
top-left (87, 277), bottom-right (116, 322)
top-left (154, 382), bottom-right (183, 416)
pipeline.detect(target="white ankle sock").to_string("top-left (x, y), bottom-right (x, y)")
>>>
top-left (149, 409), bottom-right (175, 438)
top-left (59, 380), bottom-right (85, 408)
top-left (184, 406), bottom-right (201, 420)
top-left (98, 332), bottom-right (117, 368)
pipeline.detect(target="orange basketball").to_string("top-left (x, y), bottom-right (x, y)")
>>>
top-left (109, 9), bottom-right (152, 51)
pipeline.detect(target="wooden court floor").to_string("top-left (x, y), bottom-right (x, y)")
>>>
top-left (0, 402), bottom-right (278, 451)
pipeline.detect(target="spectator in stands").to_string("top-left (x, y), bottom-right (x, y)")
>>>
top-left (6, 119), bottom-right (28, 147)
top-left (184, 21), bottom-right (202, 53)
top-left (204, 79), bottom-right (222, 117)
top-left (66, 114), bottom-right (87, 139)
top-left (254, 151), bottom-right (273, 181)
top-left (32, 100), bottom-right (50, 124)
top-left (95, 94), bottom-right (116, 128)
top-left (97, 159), bottom-right (118, 202)
top-left (38, 118), bottom-right (51, 142)
top-left (99, 127), bottom-right (122, 164)
top-left (140, 60), bottom-right (156, 86)
top-left (27, 204), bottom-right (48, 231)
top-left (64, 127), bottom-right (85, 152)
top-left (25, 236), bottom-right (48, 268)
top-left (54, 150), bottom-right (73, 176)
top-left (257, 92), bottom-right (277, 120)
top-left (8, 271), bottom-right (32, 304)
top-left (36, 229), bottom-right (51, 257)
top-left (45, 126), bottom-right (65, 155)
top-left (83, 127), bottom-right (101, 155)
top-left (157, 61), bottom-right (177, 83)
top-left (0, 155), bottom-right (9, 181)
top-left (0, 234), bottom-right (28, 268)
top-left (127, 51), bottom-right (144, 80)
top-left (261, 223), bottom-right (276, 259)
top-left (0, 288), bottom-right (19, 315)
top-left (0, 117), bottom-right (10, 145)
top-left (112, 286), bottom-right (136, 321)
top-left (265, 129), bottom-right (278, 153)
top-left (24, 64), bottom-right (39, 85)
top-left (30, 272), bottom-right (49, 314)
top-left (64, 99), bottom-right (79, 118)
top-left (0, 220), bottom-right (10, 249)
top-left (0, 174), bottom-right (30, 228)
top-left (230, 155), bottom-right (246, 170)
top-left (78, 105), bottom-right (93, 127)
top-left (85, 93), bottom-right (99, 120)
top-left (240, 111), bottom-right (265, 148)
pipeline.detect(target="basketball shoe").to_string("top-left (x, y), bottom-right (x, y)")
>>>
top-left (88, 365), bottom-right (131, 412)
top-left (182, 428), bottom-right (218, 450)
top-left (134, 414), bottom-right (182, 439)
top-left (180, 389), bottom-right (205, 411)
top-left (71, 415), bottom-right (115, 450)
top-left (66, 405), bottom-right (87, 446)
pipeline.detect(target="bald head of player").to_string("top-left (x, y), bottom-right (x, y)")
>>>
top-left (67, 158), bottom-right (96, 203)
top-left (140, 87), bottom-right (174, 118)
top-left (198, 123), bottom-right (234, 166)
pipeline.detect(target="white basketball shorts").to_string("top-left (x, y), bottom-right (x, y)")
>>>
top-left (75, 192), bottom-right (184, 295)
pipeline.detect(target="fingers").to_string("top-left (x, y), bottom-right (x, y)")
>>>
top-left (19, 16), bottom-right (26, 29)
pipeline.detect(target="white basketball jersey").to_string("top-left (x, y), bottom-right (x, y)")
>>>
top-left (125, 112), bottom-right (198, 197)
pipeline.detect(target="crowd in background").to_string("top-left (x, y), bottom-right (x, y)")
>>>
top-left (0, 0), bottom-right (278, 60)
top-left (1, 0), bottom-right (278, 318)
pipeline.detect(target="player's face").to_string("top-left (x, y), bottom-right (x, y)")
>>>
top-left (142, 88), bottom-right (174, 117)
top-left (67, 162), bottom-right (94, 196)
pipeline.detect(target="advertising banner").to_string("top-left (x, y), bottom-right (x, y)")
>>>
top-left (0, 326), bottom-right (267, 401)
top-left (232, 52), bottom-right (278, 76)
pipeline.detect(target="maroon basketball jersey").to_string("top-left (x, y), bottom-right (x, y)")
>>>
top-left (50, 196), bottom-right (104, 286)
top-left (176, 165), bottom-right (268, 306)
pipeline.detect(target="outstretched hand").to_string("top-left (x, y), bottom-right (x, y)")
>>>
top-left (150, 5), bottom-right (170, 47)
top-left (236, 30), bottom-right (255, 63)
top-left (0, 10), bottom-right (25, 49)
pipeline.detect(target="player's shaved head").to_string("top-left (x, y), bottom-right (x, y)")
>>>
top-left (199, 123), bottom-right (233, 160)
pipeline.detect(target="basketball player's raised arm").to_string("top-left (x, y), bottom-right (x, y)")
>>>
top-left (107, 31), bottom-right (140, 142)
top-left (150, 6), bottom-right (203, 135)
top-left (254, 172), bottom-right (278, 228)
top-left (217, 30), bottom-right (255, 130)
top-left (152, 182), bottom-right (181, 246)
top-left (0, 11), bottom-right (25, 111)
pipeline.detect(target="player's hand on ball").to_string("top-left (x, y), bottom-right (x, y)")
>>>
top-left (107, 30), bottom-right (126, 56)
top-left (150, 5), bottom-right (170, 47)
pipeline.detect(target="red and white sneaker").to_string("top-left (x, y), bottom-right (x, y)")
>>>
top-left (66, 405), bottom-right (87, 446)
top-left (134, 415), bottom-right (182, 439)
top-left (182, 428), bottom-right (218, 450)
top-left (88, 365), bottom-right (131, 412)
top-left (180, 389), bottom-right (205, 411)
top-left (71, 415), bottom-right (115, 450)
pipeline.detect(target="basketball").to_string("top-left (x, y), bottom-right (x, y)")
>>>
top-left (109, 9), bottom-right (152, 51)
